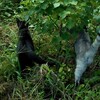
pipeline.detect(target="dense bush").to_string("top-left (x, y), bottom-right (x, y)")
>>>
top-left (0, 0), bottom-right (19, 20)
top-left (0, 0), bottom-right (100, 99)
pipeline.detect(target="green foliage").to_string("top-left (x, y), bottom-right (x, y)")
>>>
top-left (16, 0), bottom-right (100, 60)
top-left (0, 0), bottom-right (19, 20)
top-left (0, 0), bottom-right (100, 99)
top-left (0, 23), bottom-right (17, 79)
top-left (18, 0), bottom-right (99, 28)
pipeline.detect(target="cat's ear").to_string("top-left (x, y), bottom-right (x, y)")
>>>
top-left (16, 18), bottom-right (29, 29)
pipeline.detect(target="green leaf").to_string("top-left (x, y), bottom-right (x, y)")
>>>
top-left (61, 33), bottom-right (69, 40)
top-left (70, 1), bottom-right (78, 5)
top-left (53, 2), bottom-right (60, 8)
top-left (38, 0), bottom-right (44, 3)
top-left (52, 36), bottom-right (61, 44)
top-left (18, 5), bottom-right (24, 9)
top-left (59, 11), bottom-right (71, 19)
top-left (64, 0), bottom-right (78, 6)
top-left (66, 19), bottom-right (75, 29)
top-left (31, 0), bottom-right (34, 3)
top-left (21, 0), bottom-right (30, 6)
top-left (24, 14), bottom-right (30, 21)
top-left (96, 26), bottom-right (100, 34)
top-left (59, 67), bottom-right (63, 73)
top-left (93, 15), bottom-right (100, 23)
top-left (41, 2), bottom-right (48, 10)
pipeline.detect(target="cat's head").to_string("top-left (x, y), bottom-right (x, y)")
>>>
top-left (16, 18), bottom-right (29, 30)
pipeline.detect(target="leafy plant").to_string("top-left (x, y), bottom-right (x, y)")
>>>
top-left (0, 0), bottom-right (19, 20)
top-left (0, 0), bottom-right (100, 99)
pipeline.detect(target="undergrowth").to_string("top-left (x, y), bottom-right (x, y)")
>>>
top-left (0, 18), bottom-right (100, 100)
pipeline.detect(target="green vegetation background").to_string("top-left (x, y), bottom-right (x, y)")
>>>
top-left (0, 0), bottom-right (100, 100)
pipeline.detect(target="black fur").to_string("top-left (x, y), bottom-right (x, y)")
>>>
top-left (16, 19), bottom-right (45, 71)
top-left (16, 18), bottom-right (58, 71)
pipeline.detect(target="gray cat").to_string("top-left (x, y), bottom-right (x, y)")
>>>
top-left (74, 26), bottom-right (100, 85)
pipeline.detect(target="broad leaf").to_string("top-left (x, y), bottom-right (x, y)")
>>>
top-left (53, 2), bottom-right (60, 8)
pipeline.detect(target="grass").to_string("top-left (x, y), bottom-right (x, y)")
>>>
top-left (0, 18), bottom-right (100, 100)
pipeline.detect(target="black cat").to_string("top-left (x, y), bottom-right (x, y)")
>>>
top-left (16, 18), bottom-right (58, 71)
top-left (16, 19), bottom-right (45, 71)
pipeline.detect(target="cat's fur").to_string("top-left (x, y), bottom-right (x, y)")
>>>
top-left (75, 27), bottom-right (100, 85)
top-left (16, 18), bottom-right (59, 71)
top-left (16, 18), bottom-right (57, 71)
